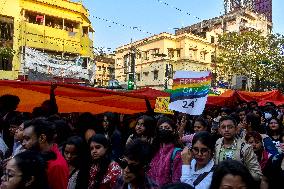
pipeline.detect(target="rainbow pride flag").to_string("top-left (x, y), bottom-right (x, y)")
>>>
top-left (169, 71), bottom-right (211, 115)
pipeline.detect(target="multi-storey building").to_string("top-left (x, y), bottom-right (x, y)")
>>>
top-left (115, 7), bottom-right (272, 90)
top-left (115, 32), bottom-right (217, 90)
top-left (175, 9), bottom-right (272, 38)
top-left (0, 0), bottom-right (94, 80)
top-left (174, 9), bottom-right (272, 89)
top-left (95, 55), bottom-right (115, 87)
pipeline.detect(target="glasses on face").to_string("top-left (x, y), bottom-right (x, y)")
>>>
top-left (117, 158), bottom-right (141, 172)
top-left (2, 170), bottom-right (22, 181)
top-left (191, 147), bottom-right (210, 155)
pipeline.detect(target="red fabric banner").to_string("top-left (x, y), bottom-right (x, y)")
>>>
top-left (0, 81), bottom-right (151, 114)
top-left (1, 80), bottom-right (284, 114)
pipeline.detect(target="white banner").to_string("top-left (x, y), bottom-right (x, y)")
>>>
top-left (168, 71), bottom-right (211, 115)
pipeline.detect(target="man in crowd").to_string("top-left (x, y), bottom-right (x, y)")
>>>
top-left (22, 118), bottom-right (68, 189)
top-left (214, 116), bottom-right (262, 181)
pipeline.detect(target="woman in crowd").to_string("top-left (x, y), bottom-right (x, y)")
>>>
top-left (101, 112), bottom-right (124, 160)
top-left (126, 115), bottom-right (156, 146)
top-left (245, 131), bottom-right (271, 171)
top-left (148, 116), bottom-right (183, 186)
top-left (263, 152), bottom-right (284, 189)
top-left (88, 134), bottom-right (122, 189)
top-left (180, 131), bottom-right (215, 189)
top-left (209, 160), bottom-right (257, 189)
top-left (181, 117), bottom-right (209, 147)
top-left (266, 117), bottom-right (283, 150)
top-left (0, 151), bottom-right (49, 189)
top-left (63, 136), bottom-right (89, 189)
top-left (245, 113), bottom-right (279, 156)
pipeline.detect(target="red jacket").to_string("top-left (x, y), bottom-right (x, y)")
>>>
top-left (47, 144), bottom-right (69, 189)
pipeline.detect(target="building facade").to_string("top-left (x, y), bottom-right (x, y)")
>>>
top-left (115, 32), bottom-right (217, 90)
top-left (95, 55), bottom-right (115, 87)
top-left (174, 9), bottom-right (272, 89)
top-left (115, 8), bottom-right (272, 90)
top-left (176, 9), bottom-right (272, 37)
top-left (0, 0), bottom-right (94, 80)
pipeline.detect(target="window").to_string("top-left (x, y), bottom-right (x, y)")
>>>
top-left (168, 49), bottom-right (174, 58)
top-left (211, 36), bottom-right (215, 43)
top-left (177, 49), bottom-right (180, 58)
top-left (152, 48), bottom-right (160, 57)
top-left (211, 54), bottom-right (215, 62)
top-left (143, 71), bottom-right (149, 76)
top-left (202, 52), bottom-right (206, 60)
top-left (0, 57), bottom-right (12, 71)
top-left (193, 50), bottom-right (197, 60)
top-left (124, 54), bottom-right (129, 73)
top-left (136, 73), bottom-right (141, 81)
top-left (189, 50), bottom-right (193, 59)
top-left (137, 52), bottom-right (141, 59)
top-left (154, 70), bottom-right (159, 80)
top-left (143, 51), bottom-right (149, 60)
top-left (200, 52), bottom-right (206, 61)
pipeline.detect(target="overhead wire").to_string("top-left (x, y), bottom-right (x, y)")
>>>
top-left (155, 0), bottom-right (201, 20)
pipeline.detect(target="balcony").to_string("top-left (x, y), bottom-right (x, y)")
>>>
top-left (80, 35), bottom-right (93, 57)
top-left (24, 22), bottom-right (81, 54)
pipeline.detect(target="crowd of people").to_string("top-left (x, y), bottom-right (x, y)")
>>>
top-left (0, 85), bottom-right (284, 189)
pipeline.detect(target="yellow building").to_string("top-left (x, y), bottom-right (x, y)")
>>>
top-left (115, 32), bottom-right (217, 90)
top-left (0, 0), bottom-right (94, 80)
top-left (95, 55), bottom-right (115, 87)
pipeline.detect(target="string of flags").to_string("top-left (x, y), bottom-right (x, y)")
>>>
top-left (93, 15), bottom-right (154, 35)
top-left (155, 0), bottom-right (201, 20)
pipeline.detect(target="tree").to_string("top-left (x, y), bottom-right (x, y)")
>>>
top-left (217, 30), bottom-right (284, 91)
top-left (0, 46), bottom-right (15, 58)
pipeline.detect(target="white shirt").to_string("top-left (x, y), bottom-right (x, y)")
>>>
top-left (180, 159), bottom-right (214, 189)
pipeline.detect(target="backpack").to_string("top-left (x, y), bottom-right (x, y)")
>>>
top-left (169, 147), bottom-right (182, 179)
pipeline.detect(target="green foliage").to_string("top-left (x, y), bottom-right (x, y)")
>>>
top-left (217, 30), bottom-right (284, 90)
top-left (0, 47), bottom-right (15, 58)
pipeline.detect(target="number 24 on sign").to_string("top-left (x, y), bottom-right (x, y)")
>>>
top-left (182, 99), bottom-right (197, 109)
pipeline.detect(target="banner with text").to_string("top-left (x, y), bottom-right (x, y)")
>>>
top-left (168, 71), bottom-right (211, 115)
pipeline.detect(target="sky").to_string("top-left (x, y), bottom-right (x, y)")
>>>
top-left (78, 0), bottom-right (284, 52)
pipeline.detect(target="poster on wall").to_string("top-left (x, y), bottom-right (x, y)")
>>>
top-left (168, 71), bottom-right (211, 115)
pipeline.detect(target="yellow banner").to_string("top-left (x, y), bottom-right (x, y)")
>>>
top-left (154, 97), bottom-right (174, 115)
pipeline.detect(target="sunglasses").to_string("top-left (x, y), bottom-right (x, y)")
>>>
top-left (117, 158), bottom-right (141, 172)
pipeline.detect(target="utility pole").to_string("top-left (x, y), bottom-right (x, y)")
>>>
top-left (127, 39), bottom-right (135, 90)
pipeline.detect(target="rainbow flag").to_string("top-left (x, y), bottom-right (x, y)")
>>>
top-left (169, 71), bottom-right (211, 115)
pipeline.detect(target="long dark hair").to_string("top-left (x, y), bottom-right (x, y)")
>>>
top-left (88, 134), bottom-right (111, 188)
top-left (266, 117), bottom-right (283, 137)
top-left (152, 116), bottom-right (183, 154)
top-left (62, 136), bottom-right (89, 189)
top-left (192, 131), bottom-right (215, 156)
top-left (62, 136), bottom-right (86, 168)
top-left (209, 160), bottom-right (257, 189)
top-left (13, 151), bottom-right (49, 189)
top-left (134, 115), bottom-right (156, 137)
